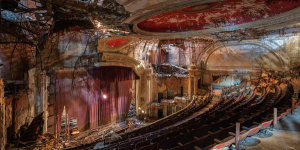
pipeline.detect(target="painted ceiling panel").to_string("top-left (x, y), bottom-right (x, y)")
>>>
top-left (105, 39), bottom-right (129, 48)
top-left (137, 0), bottom-right (300, 33)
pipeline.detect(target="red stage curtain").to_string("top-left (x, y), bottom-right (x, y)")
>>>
top-left (56, 67), bottom-right (138, 132)
top-left (56, 70), bottom-right (90, 132)
top-left (87, 66), bottom-right (138, 128)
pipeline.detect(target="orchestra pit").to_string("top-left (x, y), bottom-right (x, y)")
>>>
top-left (1, 0), bottom-right (300, 150)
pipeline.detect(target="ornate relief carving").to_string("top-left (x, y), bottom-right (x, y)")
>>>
top-left (97, 36), bottom-right (136, 53)
top-left (99, 53), bottom-right (144, 76)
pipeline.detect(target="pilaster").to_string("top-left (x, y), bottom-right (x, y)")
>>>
top-left (28, 68), bottom-right (37, 120)
top-left (188, 64), bottom-right (196, 97)
top-left (40, 71), bottom-right (50, 134)
top-left (144, 67), bottom-right (153, 117)
top-left (136, 67), bottom-right (152, 119)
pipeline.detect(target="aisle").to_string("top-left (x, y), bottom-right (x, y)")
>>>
top-left (244, 106), bottom-right (300, 150)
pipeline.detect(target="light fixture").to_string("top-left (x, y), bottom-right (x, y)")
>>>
top-left (103, 94), bottom-right (107, 99)
top-left (96, 21), bottom-right (103, 28)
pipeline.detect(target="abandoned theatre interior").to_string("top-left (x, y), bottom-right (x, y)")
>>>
top-left (0, 0), bottom-right (300, 150)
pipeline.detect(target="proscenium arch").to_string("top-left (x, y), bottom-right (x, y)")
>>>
top-left (96, 52), bottom-right (144, 77)
top-left (203, 42), bottom-right (285, 69)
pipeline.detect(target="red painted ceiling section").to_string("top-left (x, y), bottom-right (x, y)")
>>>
top-left (105, 39), bottom-right (129, 48)
top-left (137, 0), bottom-right (300, 33)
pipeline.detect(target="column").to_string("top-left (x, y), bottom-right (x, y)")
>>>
top-left (145, 68), bottom-right (153, 116)
top-left (188, 76), bottom-right (193, 98)
top-left (40, 71), bottom-right (50, 134)
top-left (135, 79), bottom-right (141, 117)
top-left (28, 68), bottom-right (37, 120)
top-left (161, 101), bottom-right (168, 117)
top-left (194, 76), bottom-right (198, 96)
top-left (47, 72), bottom-right (57, 134)
top-left (137, 74), bottom-right (146, 119)
top-left (0, 79), bottom-right (5, 150)
top-left (172, 104), bottom-right (176, 113)
top-left (151, 105), bottom-right (159, 120)
top-left (188, 64), bottom-right (196, 98)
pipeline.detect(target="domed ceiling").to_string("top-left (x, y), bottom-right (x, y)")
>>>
top-left (136, 0), bottom-right (300, 33)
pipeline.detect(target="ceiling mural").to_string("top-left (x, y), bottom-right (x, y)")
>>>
top-left (137, 0), bottom-right (300, 33)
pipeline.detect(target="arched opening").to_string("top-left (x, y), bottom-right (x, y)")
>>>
top-left (205, 44), bottom-right (284, 71)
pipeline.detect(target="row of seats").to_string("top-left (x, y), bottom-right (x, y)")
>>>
top-left (98, 81), bottom-right (293, 150)
top-left (103, 84), bottom-right (250, 149)
top-left (170, 84), bottom-right (286, 149)
top-left (102, 94), bottom-right (213, 149)
top-left (135, 85), bottom-right (254, 149)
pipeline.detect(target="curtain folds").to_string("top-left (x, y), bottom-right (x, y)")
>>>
top-left (56, 67), bottom-right (138, 132)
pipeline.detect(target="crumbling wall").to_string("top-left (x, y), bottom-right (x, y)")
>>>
top-left (5, 97), bottom-right (13, 143)
top-left (14, 94), bottom-right (30, 133)
top-left (57, 31), bottom-right (96, 68)
top-left (0, 43), bottom-right (34, 81)
top-left (152, 76), bottom-right (188, 102)
top-left (47, 72), bottom-right (56, 134)
top-left (0, 68), bottom-right (50, 141)
top-left (27, 68), bottom-right (38, 122)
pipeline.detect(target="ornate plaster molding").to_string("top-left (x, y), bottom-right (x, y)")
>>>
top-left (98, 53), bottom-right (144, 76)
top-left (130, 4), bottom-right (300, 38)
top-left (97, 36), bottom-right (136, 53)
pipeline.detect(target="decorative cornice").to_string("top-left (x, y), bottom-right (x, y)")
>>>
top-left (98, 53), bottom-right (144, 76)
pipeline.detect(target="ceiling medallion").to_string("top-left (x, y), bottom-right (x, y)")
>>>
top-left (180, 1), bottom-right (225, 13)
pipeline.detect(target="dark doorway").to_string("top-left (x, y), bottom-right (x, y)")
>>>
top-left (158, 92), bottom-right (163, 103)
top-left (198, 79), bottom-right (202, 89)
top-left (180, 86), bottom-right (183, 96)
top-left (158, 109), bottom-right (163, 119)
